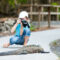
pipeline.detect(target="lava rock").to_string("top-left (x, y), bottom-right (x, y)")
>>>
top-left (49, 39), bottom-right (60, 57)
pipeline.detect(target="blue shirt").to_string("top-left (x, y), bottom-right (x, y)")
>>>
top-left (15, 24), bottom-right (21, 36)
top-left (15, 23), bottom-right (30, 36)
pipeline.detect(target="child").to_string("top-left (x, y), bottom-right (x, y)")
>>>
top-left (3, 11), bottom-right (31, 47)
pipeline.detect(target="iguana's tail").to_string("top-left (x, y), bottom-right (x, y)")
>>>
top-left (0, 50), bottom-right (50, 56)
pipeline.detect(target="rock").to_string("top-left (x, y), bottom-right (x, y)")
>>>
top-left (4, 18), bottom-right (16, 25)
top-left (49, 39), bottom-right (60, 57)
top-left (0, 45), bottom-right (49, 56)
top-left (57, 58), bottom-right (60, 60)
top-left (0, 18), bottom-right (16, 34)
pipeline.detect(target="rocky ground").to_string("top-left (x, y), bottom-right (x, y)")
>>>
top-left (0, 28), bottom-right (60, 60)
top-left (50, 39), bottom-right (60, 57)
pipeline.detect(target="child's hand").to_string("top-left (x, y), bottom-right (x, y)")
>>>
top-left (17, 19), bottom-right (21, 24)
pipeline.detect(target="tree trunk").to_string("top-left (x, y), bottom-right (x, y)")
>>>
top-left (48, 7), bottom-right (51, 28)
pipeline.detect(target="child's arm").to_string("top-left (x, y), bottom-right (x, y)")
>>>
top-left (11, 23), bottom-right (18, 34)
top-left (11, 20), bottom-right (20, 34)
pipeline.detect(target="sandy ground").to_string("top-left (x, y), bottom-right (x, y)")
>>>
top-left (0, 28), bottom-right (60, 60)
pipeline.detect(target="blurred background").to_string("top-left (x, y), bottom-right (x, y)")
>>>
top-left (0, 0), bottom-right (60, 36)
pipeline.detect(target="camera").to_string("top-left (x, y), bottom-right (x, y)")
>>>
top-left (21, 19), bottom-right (30, 28)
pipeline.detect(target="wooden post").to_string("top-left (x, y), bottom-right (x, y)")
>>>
top-left (41, 6), bottom-right (44, 21)
top-left (14, 0), bottom-right (21, 16)
top-left (38, 6), bottom-right (41, 28)
top-left (56, 7), bottom-right (59, 21)
top-left (48, 7), bottom-right (51, 28)
top-left (30, 6), bottom-right (33, 22)
top-left (48, 0), bottom-right (51, 4)
top-left (30, 0), bottom-right (33, 23)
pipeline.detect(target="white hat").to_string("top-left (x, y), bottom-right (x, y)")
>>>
top-left (18, 11), bottom-right (28, 18)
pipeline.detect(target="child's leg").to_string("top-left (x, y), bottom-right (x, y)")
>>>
top-left (24, 36), bottom-right (29, 46)
top-left (3, 36), bottom-right (18, 48)
top-left (3, 35), bottom-right (24, 48)
top-left (23, 28), bottom-right (31, 46)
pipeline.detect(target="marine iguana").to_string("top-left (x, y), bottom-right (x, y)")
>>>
top-left (0, 45), bottom-right (50, 56)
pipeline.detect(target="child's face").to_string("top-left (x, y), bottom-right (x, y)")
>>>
top-left (20, 18), bottom-right (26, 21)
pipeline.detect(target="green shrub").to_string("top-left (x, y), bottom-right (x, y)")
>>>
top-left (30, 24), bottom-right (35, 31)
top-left (52, 40), bottom-right (57, 46)
top-left (51, 2), bottom-right (59, 12)
top-left (51, 2), bottom-right (59, 5)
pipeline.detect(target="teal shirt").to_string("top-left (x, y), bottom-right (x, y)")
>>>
top-left (15, 23), bottom-right (30, 36)
top-left (15, 24), bottom-right (21, 36)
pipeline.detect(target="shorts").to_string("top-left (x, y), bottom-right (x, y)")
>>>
top-left (10, 35), bottom-right (24, 45)
top-left (23, 27), bottom-right (31, 36)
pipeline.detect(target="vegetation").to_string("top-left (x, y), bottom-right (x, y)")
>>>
top-left (0, 0), bottom-right (60, 18)
top-left (52, 41), bottom-right (57, 46)
top-left (51, 2), bottom-right (59, 5)
top-left (51, 2), bottom-right (60, 20)
top-left (0, 0), bottom-right (27, 17)
top-left (40, 0), bottom-right (48, 4)
top-left (50, 2), bottom-right (60, 20)
top-left (30, 24), bottom-right (36, 31)
top-left (50, 2), bottom-right (59, 12)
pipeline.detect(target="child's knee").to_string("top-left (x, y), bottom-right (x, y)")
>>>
top-left (26, 30), bottom-right (31, 36)
top-left (10, 38), bottom-right (15, 45)
top-left (9, 36), bottom-right (24, 45)
top-left (24, 29), bottom-right (31, 36)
